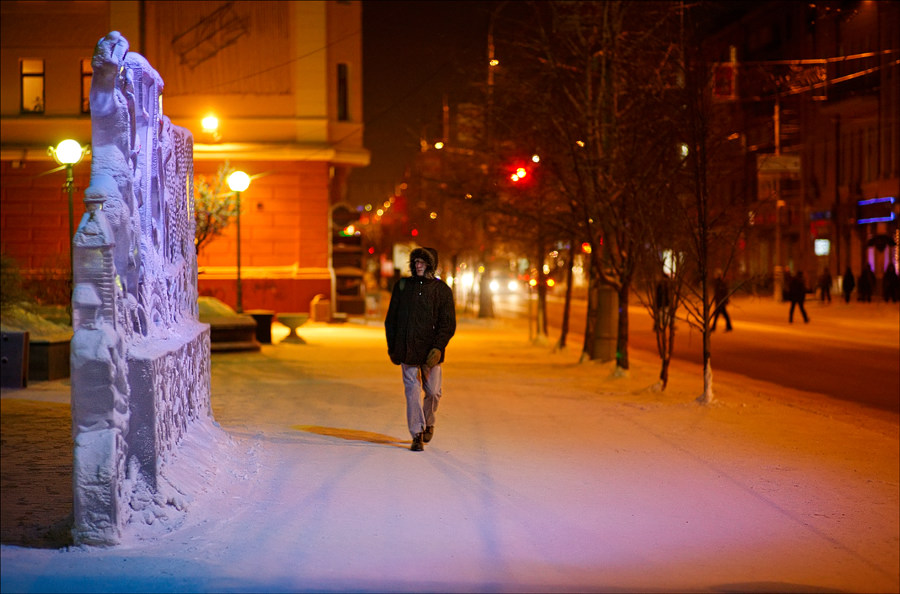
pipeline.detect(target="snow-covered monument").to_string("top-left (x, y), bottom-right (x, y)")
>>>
top-left (70, 32), bottom-right (211, 546)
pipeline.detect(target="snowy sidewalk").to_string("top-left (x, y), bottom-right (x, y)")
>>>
top-left (2, 304), bottom-right (898, 593)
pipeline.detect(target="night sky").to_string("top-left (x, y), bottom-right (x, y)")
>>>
top-left (347, 0), bottom-right (759, 208)
top-left (347, 1), bottom-right (497, 206)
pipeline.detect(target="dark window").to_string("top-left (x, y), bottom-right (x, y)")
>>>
top-left (81, 58), bottom-right (93, 114)
top-left (337, 63), bottom-right (349, 121)
top-left (21, 58), bottom-right (44, 114)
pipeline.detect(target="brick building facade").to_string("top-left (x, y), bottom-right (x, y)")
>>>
top-left (709, 0), bottom-right (899, 296)
top-left (1, 0), bottom-right (369, 314)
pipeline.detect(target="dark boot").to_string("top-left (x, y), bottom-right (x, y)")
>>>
top-left (411, 433), bottom-right (424, 451)
top-left (423, 425), bottom-right (434, 443)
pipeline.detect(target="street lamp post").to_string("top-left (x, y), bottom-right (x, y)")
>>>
top-left (227, 170), bottom-right (251, 313)
top-left (773, 97), bottom-right (784, 302)
top-left (48, 139), bottom-right (88, 323)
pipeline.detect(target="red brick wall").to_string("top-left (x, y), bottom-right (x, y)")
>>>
top-left (2, 159), bottom-right (334, 311)
top-left (0, 160), bottom-right (89, 272)
top-left (194, 160), bottom-right (330, 271)
top-left (198, 278), bottom-right (332, 314)
top-left (193, 159), bottom-right (333, 312)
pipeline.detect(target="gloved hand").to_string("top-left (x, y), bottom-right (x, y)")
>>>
top-left (425, 348), bottom-right (442, 368)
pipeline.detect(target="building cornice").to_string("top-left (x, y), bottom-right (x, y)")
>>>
top-left (1, 141), bottom-right (370, 167)
top-left (193, 142), bottom-right (370, 166)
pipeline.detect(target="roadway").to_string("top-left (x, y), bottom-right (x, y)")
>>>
top-left (492, 292), bottom-right (900, 414)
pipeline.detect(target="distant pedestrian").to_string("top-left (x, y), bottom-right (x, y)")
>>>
top-left (883, 263), bottom-right (899, 303)
top-left (384, 247), bottom-right (456, 452)
top-left (858, 264), bottom-right (874, 302)
top-left (818, 267), bottom-right (832, 303)
top-left (711, 270), bottom-right (732, 332)
top-left (788, 271), bottom-right (809, 323)
top-left (842, 267), bottom-right (855, 303)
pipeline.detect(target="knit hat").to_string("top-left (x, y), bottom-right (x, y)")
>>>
top-left (409, 247), bottom-right (437, 278)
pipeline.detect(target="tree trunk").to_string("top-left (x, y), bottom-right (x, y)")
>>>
top-left (700, 356), bottom-right (714, 404)
top-left (555, 244), bottom-right (575, 352)
top-left (580, 250), bottom-right (598, 361)
top-left (654, 297), bottom-right (676, 389)
top-left (535, 239), bottom-right (549, 343)
top-left (615, 283), bottom-right (629, 370)
top-left (450, 253), bottom-right (459, 301)
top-left (478, 270), bottom-right (494, 318)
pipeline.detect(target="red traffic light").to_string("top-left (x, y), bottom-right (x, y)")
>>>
top-left (510, 167), bottom-right (528, 182)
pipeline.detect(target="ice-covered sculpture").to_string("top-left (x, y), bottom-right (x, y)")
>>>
top-left (71, 31), bottom-right (211, 546)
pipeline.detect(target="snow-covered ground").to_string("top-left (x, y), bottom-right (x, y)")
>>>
top-left (2, 302), bottom-right (898, 593)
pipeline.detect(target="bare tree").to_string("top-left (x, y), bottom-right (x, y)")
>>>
top-left (498, 1), bottom-right (683, 372)
top-left (661, 3), bottom-right (754, 403)
top-left (193, 162), bottom-right (238, 257)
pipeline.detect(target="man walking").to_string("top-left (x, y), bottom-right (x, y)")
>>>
top-left (818, 267), bottom-right (832, 303)
top-left (788, 271), bottom-right (810, 323)
top-left (711, 270), bottom-right (733, 332)
top-left (385, 247), bottom-right (456, 451)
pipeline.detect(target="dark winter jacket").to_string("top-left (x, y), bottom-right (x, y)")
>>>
top-left (884, 264), bottom-right (899, 302)
top-left (842, 268), bottom-right (855, 296)
top-left (713, 277), bottom-right (729, 308)
top-left (384, 247), bottom-right (456, 366)
top-left (789, 273), bottom-right (807, 303)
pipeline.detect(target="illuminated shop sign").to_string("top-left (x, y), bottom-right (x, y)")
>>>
top-left (856, 196), bottom-right (896, 224)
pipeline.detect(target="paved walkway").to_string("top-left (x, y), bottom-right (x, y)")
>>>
top-left (1, 295), bottom-right (897, 592)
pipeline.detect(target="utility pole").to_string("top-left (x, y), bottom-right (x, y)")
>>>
top-left (774, 97), bottom-right (784, 301)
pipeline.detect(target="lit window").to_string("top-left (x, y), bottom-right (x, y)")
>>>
top-left (21, 58), bottom-right (44, 114)
top-left (81, 58), bottom-right (93, 114)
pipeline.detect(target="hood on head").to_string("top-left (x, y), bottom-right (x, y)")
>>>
top-left (409, 247), bottom-right (438, 278)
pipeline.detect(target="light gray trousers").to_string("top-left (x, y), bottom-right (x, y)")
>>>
top-left (400, 363), bottom-right (442, 438)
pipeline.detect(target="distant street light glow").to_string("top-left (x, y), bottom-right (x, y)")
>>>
top-left (226, 170), bottom-right (251, 312)
top-left (461, 272), bottom-right (474, 290)
top-left (48, 138), bottom-right (89, 325)
top-left (201, 115), bottom-right (219, 133)
top-left (53, 139), bottom-right (85, 164)
top-left (227, 171), bottom-right (250, 192)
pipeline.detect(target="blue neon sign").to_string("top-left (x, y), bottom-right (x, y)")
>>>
top-left (857, 196), bottom-right (896, 224)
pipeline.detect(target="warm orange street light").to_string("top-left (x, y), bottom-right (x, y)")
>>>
top-left (201, 115), bottom-right (218, 132)
top-left (227, 170), bottom-right (251, 312)
top-left (201, 114), bottom-right (221, 142)
top-left (48, 138), bottom-right (89, 322)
